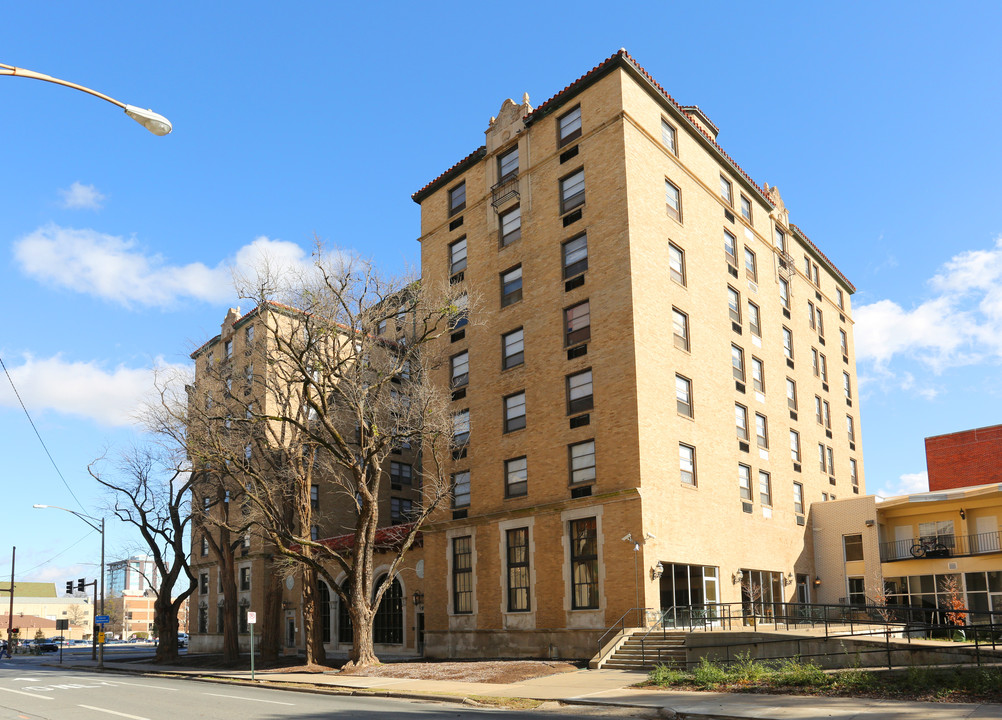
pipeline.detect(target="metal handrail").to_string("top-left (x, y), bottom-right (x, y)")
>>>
top-left (595, 606), bottom-right (654, 665)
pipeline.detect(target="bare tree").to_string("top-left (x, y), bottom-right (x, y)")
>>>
top-left (179, 246), bottom-right (467, 667)
top-left (88, 444), bottom-right (197, 663)
top-left (65, 604), bottom-right (89, 628)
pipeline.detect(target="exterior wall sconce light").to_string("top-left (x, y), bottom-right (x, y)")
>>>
top-left (412, 590), bottom-right (424, 607)
top-left (732, 570), bottom-right (744, 585)
top-left (960, 508), bottom-right (966, 520)
top-left (813, 576), bottom-right (822, 587)
top-left (651, 562), bottom-right (664, 580)
top-left (783, 572), bottom-right (794, 586)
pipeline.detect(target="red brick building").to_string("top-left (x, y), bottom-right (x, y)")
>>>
top-left (926, 424), bottom-right (1002, 491)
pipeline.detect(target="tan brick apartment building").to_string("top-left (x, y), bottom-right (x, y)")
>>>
top-left (412, 50), bottom-right (863, 657)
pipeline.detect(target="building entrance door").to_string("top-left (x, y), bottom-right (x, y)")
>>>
top-left (658, 563), bottom-right (719, 627)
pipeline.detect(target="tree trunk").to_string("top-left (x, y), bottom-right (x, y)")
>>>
top-left (217, 523), bottom-right (240, 665)
top-left (301, 567), bottom-right (319, 665)
top-left (153, 595), bottom-right (179, 664)
top-left (261, 557), bottom-right (283, 665)
top-left (346, 602), bottom-right (377, 668)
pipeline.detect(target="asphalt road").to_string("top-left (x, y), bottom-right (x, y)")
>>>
top-left (0, 662), bottom-right (599, 720)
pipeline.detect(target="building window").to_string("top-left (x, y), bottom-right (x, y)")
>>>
top-left (738, 464), bottom-right (752, 501)
top-left (840, 329), bottom-right (848, 357)
top-left (720, 175), bottom-right (733, 206)
top-left (779, 277), bottom-right (790, 309)
top-left (558, 105), bottom-right (582, 147)
top-left (502, 328), bottom-right (524, 369)
top-left (451, 351), bottom-right (469, 387)
top-left (751, 357), bottom-right (765, 394)
top-left (843, 372), bottom-right (852, 400)
top-left (505, 456), bottom-right (528, 497)
top-left (373, 575), bottom-right (403, 644)
top-left (224, 340), bottom-right (233, 359)
top-left (850, 458), bottom-right (858, 487)
top-left (661, 118), bottom-right (677, 154)
top-left (569, 440), bottom-right (596, 485)
top-left (844, 534), bottom-right (864, 562)
top-left (811, 348), bottom-right (820, 377)
top-left (310, 525), bottom-right (319, 541)
top-left (826, 446), bottom-right (835, 474)
top-left (741, 195), bottom-right (752, 222)
top-left (675, 374), bottom-right (693, 417)
top-left (847, 414), bottom-right (855, 443)
top-left (453, 409), bottom-right (470, 446)
top-left (451, 293), bottom-right (469, 330)
top-left (672, 308), bottom-right (689, 351)
top-left (755, 413), bottom-right (769, 449)
top-left (504, 392), bottom-right (526, 433)
top-left (775, 228), bottom-right (786, 253)
top-left (565, 301), bottom-right (591, 346)
top-left (735, 403), bottom-right (749, 441)
top-left (758, 471), bottom-right (772, 506)
top-left (790, 430), bottom-right (801, 462)
top-left (390, 497), bottom-right (412, 524)
top-left (728, 286), bottom-right (741, 324)
top-left (569, 518), bottom-right (598, 609)
top-left (823, 399), bottom-right (832, 429)
top-left (198, 604), bottom-right (208, 634)
top-left (310, 484), bottom-right (319, 509)
top-left (665, 179), bottom-right (682, 221)
top-left (836, 288), bottom-right (845, 310)
top-left (786, 378), bottom-right (798, 410)
top-left (560, 169), bottom-right (586, 214)
top-left (810, 396), bottom-right (820, 425)
top-left (199, 572), bottom-right (208, 594)
top-left (245, 324), bottom-right (254, 345)
top-left (724, 230), bottom-right (737, 266)
top-left (563, 233), bottom-right (588, 278)
top-left (449, 237), bottom-right (467, 276)
top-left (731, 345), bottom-right (745, 382)
top-left (794, 482), bottom-right (804, 515)
top-left (808, 301), bottom-right (816, 330)
top-left (452, 536), bottom-right (473, 614)
top-left (748, 301), bottom-right (761, 337)
top-left (819, 353), bottom-right (828, 384)
top-left (500, 265), bottom-right (523, 307)
top-left (390, 462), bottom-right (412, 486)
top-left (500, 205), bottom-right (521, 246)
top-left (240, 567), bottom-right (250, 591)
top-left (783, 327), bottom-right (794, 360)
top-left (452, 470), bottom-right (470, 508)
top-left (498, 146), bottom-right (519, 181)
top-left (744, 247), bottom-right (757, 282)
top-left (668, 242), bottom-right (686, 285)
top-left (567, 370), bottom-right (594, 415)
top-left (812, 263), bottom-right (820, 286)
top-left (818, 443), bottom-right (826, 472)
top-left (506, 528), bottom-right (530, 612)
top-left (847, 577), bottom-right (865, 606)
top-left (679, 443), bottom-right (696, 486)
top-left (449, 181), bottom-right (466, 216)
top-left (815, 307), bottom-right (824, 337)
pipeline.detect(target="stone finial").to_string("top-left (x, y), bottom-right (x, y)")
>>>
top-left (522, 92), bottom-right (530, 105)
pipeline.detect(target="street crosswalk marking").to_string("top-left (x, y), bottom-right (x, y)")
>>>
top-left (203, 692), bottom-right (295, 706)
top-left (78, 704), bottom-right (150, 720)
top-left (0, 686), bottom-right (53, 700)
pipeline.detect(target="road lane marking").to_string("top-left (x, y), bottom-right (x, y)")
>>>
top-left (78, 705), bottom-right (151, 720)
top-left (0, 687), bottom-right (53, 699)
top-left (203, 692), bottom-right (295, 706)
top-left (97, 680), bottom-right (179, 691)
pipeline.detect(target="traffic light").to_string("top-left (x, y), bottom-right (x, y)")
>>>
top-left (77, 578), bottom-right (86, 592)
top-left (66, 581), bottom-right (73, 594)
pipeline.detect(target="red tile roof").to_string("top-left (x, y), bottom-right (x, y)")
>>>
top-left (292, 523), bottom-right (422, 554)
top-left (790, 224), bottom-right (856, 293)
top-left (410, 146), bottom-right (487, 203)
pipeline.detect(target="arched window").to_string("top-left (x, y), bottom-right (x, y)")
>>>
top-left (373, 574), bottom-right (403, 645)
top-left (337, 580), bottom-right (352, 643)
top-left (318, 581), bottom-right (331, 644)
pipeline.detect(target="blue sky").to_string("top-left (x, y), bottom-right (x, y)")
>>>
top-left (2, 2), bottom-right (1001, 587)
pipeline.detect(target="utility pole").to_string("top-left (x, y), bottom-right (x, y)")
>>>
top-left (6, 547), bottom-right (14, 654)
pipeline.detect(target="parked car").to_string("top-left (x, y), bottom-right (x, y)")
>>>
top-left (36, 641), bottom-right (59, 653)
top-left (176, 633), bottom-right (188, 648)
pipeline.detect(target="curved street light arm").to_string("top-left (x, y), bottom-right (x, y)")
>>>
top-left (0, 63), bottom-right (172, 136)
top-left (32, 504), bottom-right (101, 533)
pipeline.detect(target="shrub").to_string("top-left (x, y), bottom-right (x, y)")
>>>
top-left (649, 663), bottom-right (689, 686)
top-left (692, 657), bottom-right (729, 689)
top-left (774, 658), bottom-right (830, 687)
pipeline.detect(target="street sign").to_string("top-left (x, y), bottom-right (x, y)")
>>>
top-left (98, 632), bottom-right (105, 644)
top-left (247, 612), bottom-right (256, 624)
top-left (95, 615), bottom-right (110, 624)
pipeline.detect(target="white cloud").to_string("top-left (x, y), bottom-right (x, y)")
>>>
top-left (0, 354), bottom-right (190, 427)
top-left (854, 236), bottom-right (1002, 374)
top-left (59, 182), bottom-right (106, 210)
top-left (13, 225), bottom-right (312, 309)
top-left (873, 471), bottom-right (929, 499)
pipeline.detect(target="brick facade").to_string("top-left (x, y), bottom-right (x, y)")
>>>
top-left (926, 424), bottom-right (1002, 491)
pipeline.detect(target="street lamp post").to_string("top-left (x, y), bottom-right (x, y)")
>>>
top-left (33, 505), bottom-right (105, 669)
top-left (0, 63), bottom-right (172, 135)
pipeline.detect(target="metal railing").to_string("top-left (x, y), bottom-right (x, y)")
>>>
top-left (490, 174), bottom-right (519, 209)
top-left (879, 531), bottom-right (1002, 562)
top-left (594, 607), bottom-right (654, 666)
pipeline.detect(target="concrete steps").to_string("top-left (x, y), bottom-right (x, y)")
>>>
top-left (600, 631), bottom-right (687, 670)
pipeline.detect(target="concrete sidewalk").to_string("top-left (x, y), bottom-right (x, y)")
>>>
top-left (47, 657), bottom-right (1002, 719)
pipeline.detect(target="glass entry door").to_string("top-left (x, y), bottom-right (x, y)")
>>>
top-left (659, 563), bottom-right (719, 626)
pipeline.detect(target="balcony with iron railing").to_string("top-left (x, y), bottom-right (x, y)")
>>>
top-left (879, 530), bottom-right (1002, 562)
top-left (491, 172), bottom-right (519, 209)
